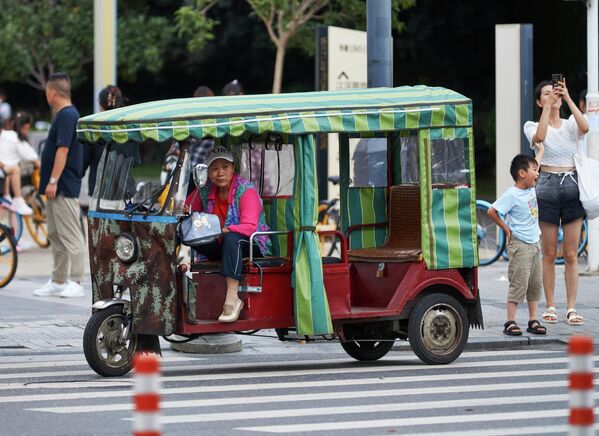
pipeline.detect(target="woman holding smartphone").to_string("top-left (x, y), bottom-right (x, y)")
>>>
top-left (523, 77), bottom-right (588, 326)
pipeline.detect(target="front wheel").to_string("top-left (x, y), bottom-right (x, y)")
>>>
top-left (408, 293), bottom-right (469, 365)
top-left (83, 305), bottom-right (138, 377)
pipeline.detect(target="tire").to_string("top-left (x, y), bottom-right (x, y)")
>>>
top-left (340, 322), bottom-right (395, 361)
top-left (23, 193), bottom-right (49, 248)
top-left (0, 224), bottom-right (17, 288)
top-left (408, 293), bottom-right (469, 365)
top-left (83, 305), bottom-right (138, 377)
top-left (476, 200), bottom-right (506, 266)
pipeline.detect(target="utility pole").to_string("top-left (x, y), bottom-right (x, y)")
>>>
top-left (94, 0), bottom-right (117, 113)
top-left (585, 0), bottom-right (599, 274)
top-left (367, 0), bottom-right (393, 87)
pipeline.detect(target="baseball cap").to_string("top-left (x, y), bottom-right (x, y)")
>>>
top-left (205, 145), bottom-right (234, 167)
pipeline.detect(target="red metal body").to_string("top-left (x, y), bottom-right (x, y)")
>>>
top-left (175, 256), bottom-right (477, 335)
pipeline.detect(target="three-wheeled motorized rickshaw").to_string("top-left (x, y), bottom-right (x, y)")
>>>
top-left (77, 86), bottom-right (482, 377)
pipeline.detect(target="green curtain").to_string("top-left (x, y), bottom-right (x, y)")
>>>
top-left (292, 134), bottom-right (333, 335)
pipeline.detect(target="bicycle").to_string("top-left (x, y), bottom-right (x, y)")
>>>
top-left (0, 223), bottom-right (18, 288)
top-left (21, 168), bottom-right (49, 248)
top-left (476, 199), bottom-right (588, 266)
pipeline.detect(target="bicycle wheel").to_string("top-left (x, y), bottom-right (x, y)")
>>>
top-left (476, 200), bottom-right (506, 266)
top-left (555, 219), bottom-right (588, 265)
top-left (0, 224), bottom-right (17, 288)
top-left (0, 199), bottom-right (24, 242)
top-left (23, 193), bottom-right (49, 248)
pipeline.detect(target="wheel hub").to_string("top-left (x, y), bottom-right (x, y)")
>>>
top-left (421, 307), bottom-right (457, 350)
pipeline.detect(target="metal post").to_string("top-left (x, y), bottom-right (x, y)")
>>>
top-left (585, 0), bottom-right (599, 273)
top-left (93, 0), bottom-right (117, 114)
top-left (367, 0), bottom-right (393, 88)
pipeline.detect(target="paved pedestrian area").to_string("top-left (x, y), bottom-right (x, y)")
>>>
top-left (0, 244), bottom-right (597, 353)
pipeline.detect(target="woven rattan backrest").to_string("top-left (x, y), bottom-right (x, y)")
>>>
top-left (386, 184), bottom-right (421, 249)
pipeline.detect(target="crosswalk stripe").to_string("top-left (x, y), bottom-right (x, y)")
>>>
top-left (236, 408), bottom-right (599, 433)
top-left (399, 425), bottom-right (599, 436)
top-left (2, 355), bottom-right (594, 382)
top-left (0, 355), bottom-right (203, 370)
top-left (28, 380), bottom-right (589, 414)
top-left (5, 366), bottom-right (596, 403)
top-left (0, 348), bottom-right (558, 374)
top-left (137, 393), bottom-right (598, 425)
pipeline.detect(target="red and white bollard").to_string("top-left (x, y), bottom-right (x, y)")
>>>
top-left (569, 335), bottom-right (594, 436)
top-left (133, 353), bottom-right (161, 436)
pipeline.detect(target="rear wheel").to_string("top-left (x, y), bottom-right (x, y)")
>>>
top-left (408, 293), bottom-right (469, 365)
top-left (340, 322), bottom-right (395, 361)
top-left (0, 224), bottom-right (17, 288)
top-left (23, 193), bottom-right (49, 248)
top-left (83, 305), bottom-right (138, 377)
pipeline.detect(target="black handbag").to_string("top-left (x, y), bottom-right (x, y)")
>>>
top-left (178, 211), bottom-right (222, 246)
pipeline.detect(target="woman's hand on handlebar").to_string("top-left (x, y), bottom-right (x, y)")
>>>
top-left (222, 227), bottom-right (230, 234)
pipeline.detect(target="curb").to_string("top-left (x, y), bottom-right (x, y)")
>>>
top-left (392, 336), bottom-right (566, 353)
top-left (170, 333), bottom-right (242, 354)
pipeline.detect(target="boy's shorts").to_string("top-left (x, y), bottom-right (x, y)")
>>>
top-left (507, 238), bottom-right (542, 303)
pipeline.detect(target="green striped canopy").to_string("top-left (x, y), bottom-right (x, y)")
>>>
top-left (77, 86), bottom-right (471, 144)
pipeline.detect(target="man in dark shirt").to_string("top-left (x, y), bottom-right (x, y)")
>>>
top-left (33, 72), bottom-right (86, 298)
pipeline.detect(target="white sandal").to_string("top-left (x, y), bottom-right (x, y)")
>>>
top-left (542, 306), bottom-right (558, 324)
top-left (566, 308), bottom-right (584, 326)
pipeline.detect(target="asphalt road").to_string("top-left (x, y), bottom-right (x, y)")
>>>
top-left (0, 347), bottom-right (597, 435)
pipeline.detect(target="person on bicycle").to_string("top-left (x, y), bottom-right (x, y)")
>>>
top-left (0, 111), bottom-right (40, 215)
top-left (185, 146), bottom-right (271, 323)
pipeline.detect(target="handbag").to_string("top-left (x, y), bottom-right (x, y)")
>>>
top-left (573, 151), bottom-right (599, 219)
top-left (178, 211), bottom-right (222, 246)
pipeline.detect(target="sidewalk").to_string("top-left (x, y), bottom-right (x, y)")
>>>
top-left (0, 240), bottom-right (597, 354)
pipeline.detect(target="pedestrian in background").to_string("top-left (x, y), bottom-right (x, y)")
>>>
top-left (488, 150), bottom-right (547, 336)
top-left (188, 85), bottom-right (216, 179)
top-left (0, 88), bottom-right (12, 130)
top-left (0, 111), bottom-right (40, 215)
top-left (222, 79), bottom-right (244, 96)
top-left (83, 85), bottom-right (127, 197)
top-left (523, 78), bottom-right (589, 326)
top-left (33, 72), bottom-right (86, 298)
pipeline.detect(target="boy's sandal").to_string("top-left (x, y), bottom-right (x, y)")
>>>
top-left (542, 307), bottom-right (558, 324)
top-left (566, 309), bottom-right (584, 326)
top-left (526, 319), bottom-right (547, 335)
top-left (503, 321), bottom-right (523, 336)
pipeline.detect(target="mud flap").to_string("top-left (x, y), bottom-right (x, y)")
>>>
top-left (183, 271), bottom-right (198, 324)
top-left (468, 293), bottom-right (484, 329)
top-left (137, 334), bottom-right (162, 356)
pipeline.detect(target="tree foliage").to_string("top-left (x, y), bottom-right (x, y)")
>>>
top-left (176, 0), bottom-right (415, 93)
top-left (0, 0), bottom-right (173, 91)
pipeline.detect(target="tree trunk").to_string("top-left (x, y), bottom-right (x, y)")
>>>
top-left (272, 37), bottom-right (288, 94)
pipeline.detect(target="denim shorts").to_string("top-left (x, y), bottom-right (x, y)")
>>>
top-left (536, 171), bottom-right (586, 226)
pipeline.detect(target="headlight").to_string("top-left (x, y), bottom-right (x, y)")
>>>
top-left (115, 234), bottom-right (137, 263)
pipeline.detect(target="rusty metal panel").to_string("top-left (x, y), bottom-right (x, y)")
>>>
top-left (88, 217), bottom-right (178, 335)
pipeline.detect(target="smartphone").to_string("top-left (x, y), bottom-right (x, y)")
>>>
top-left (552, 73), bottom-right (564, 88)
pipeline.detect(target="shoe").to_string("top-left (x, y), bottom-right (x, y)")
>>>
top-left (218, 299), bottom-right (244, 323)
top-left (59, 281), bottom-right (85, 298)
top-left (0, 197), bottom-right (16, 212)
top-left (542, 306), bottom-right (558, 324)
top-left (12, 197), bottom-right (33, 215)
top-left (33, 280), bottom-right (65, 297)
top-left (566, 309), bottom-right (584, 326)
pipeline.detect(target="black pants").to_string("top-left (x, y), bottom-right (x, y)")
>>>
top-left (194, 231), bottom-right (262, 281)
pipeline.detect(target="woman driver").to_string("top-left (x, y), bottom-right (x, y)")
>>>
top-left (186, 145), bottom-right (272, 322)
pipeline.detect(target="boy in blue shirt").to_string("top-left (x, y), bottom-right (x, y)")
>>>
top-left (488, 147), bottom-right (547, 336)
